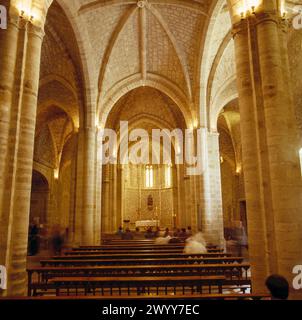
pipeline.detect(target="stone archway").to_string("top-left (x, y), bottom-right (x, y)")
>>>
top-left (100, 86), bottom-right (189, 234)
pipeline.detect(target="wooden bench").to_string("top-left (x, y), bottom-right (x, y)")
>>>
top-left (5, 293), bottom-right (269, 301)
top-left (40, 257), bottom-right (245, 267)
top-left (64, 249), bottom-right (231, 257)
top-left (80, 244), bottom-right (222, 252)
top-left (50, 275), bottom-right (226, 296)
top-left (73, 246), bottom-right (187, 251)
top-left (81, 244), bottom-right (220, 249)
top-left (57, 253), bottom-right (232, 260)
top-left (101, 239), bottom-right (156, 243)
top-left (27, 263), bottom-right (250, 296)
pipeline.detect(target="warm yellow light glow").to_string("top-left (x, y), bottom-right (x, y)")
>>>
top-left (193, 119), bottom-right (198, 129)
top-left (54, 168), bottom-right (59, 180)
top-left (18, 0), bottom-right (31, 17)
top-left (238, 0), bottom-right (261, 17)
top-left (17, 0), bottom-right (40, 22)
top-left (236, 165), bottom-right (242, 175)
top-left (246, 0), bottom-right (261, 9)
top-left (280, 0), bottom-right (287, 17)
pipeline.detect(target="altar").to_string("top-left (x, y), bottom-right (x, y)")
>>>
top-left (135, 220), bottom-right (160, 229)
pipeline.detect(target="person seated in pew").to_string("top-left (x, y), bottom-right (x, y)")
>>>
top-left (265, 274), bottom-right (289, 300)
top-left (155, 235), bottom-right (171, 245)
top-left (184, 232), bottom-right (207, 254)
top-left (121, 228), bottom-right (134, 240)
top-left (155, 227), bottom-right (161, 237)
top-left (163, 228), bottom-right (171, 237)
top-left (133, 227), bottom-right (142, 239)
top-left (116, 226), bottom-right (124, 237)
top-left (179, 228), bottom-right (188, 239)
top-left (173, 228), bottom-right (181, 237)
top-left (144, 227), bottom-right (154, 239)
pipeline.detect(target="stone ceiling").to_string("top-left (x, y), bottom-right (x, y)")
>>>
top-left (35, 0), bottom-right (302, 172)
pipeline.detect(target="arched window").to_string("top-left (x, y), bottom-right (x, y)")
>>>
top-left (146, 165), bottom-right (153, 188)
top-left (165, 165), bottom-right (172, 188)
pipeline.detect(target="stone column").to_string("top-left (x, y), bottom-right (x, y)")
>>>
top-left (183, 176), bottom-right (191, 228)
top-left (0, 6), bottom-right (18, 209)
top-left (116, 165), bottom-right (122, 229)
top-left (74, 129), bottom-right (85, 245)
top-left (81, 127), bottom-right (96, 245)
top-left (0, 15), bottom-right (45, 295)
top-left (102, 164), bottom-right (110, 233)
top-left (199, 131), bottom-right (224, 247)
top-left (229, 1), bottom-right (302, 296)
top-left (93, 129), bottom-right (103, 245)
top-left (0, 7), bottom-right (20, 285)
top-left (110, 164), bottom-right (118, 232)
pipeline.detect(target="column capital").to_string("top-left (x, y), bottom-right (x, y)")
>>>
top-left (6, 4), bottom-right (47, 36)
top-left (232, 11), bottom-right (289, 37)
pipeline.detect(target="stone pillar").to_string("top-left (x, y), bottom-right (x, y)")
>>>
top-left (116, 165), bottom-right (122, 229)
top-left (0, 5), bottom-right (18, 209)
top-left (110, 164), bottom-right (118, 232)
top-left (175, 164), bottom-right (183, 228)
top-left (229, 1), bottom-right (302, 296)
top-left (183, 176), bottom-right (191, 228)
top-left (199, 131), bottom-right (224, 247)
top-left (102, 164), bottom-right (110, 233)
top-left (0, 7), bottom-right (20, 284)
top-left (67, 138), bottom-right (78, 245)
top-left (74, 129), bottom-right (85, 245)
top-left (0, 13), bottom-right (45, 295)
top-left (81, 127), bottom-right (96, 245)
top-left (94, 129), bottom-right (103, 245)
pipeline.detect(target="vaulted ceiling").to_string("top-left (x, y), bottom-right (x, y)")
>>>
top-left (76, 0), bottom-right (211, 111)
top-left (34, 0), bottom-right (302, 172)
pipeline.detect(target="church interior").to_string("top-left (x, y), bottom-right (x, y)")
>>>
top-left (0, 0), bottom-right (302, 301)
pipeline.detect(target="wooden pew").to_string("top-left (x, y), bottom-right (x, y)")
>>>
top-left (56, 253), bottom-right (232, 260)
top-left (76, 245), bottom-right (222, 252)
top-left (64, 249), bottom-right (231, 257)
top-left (27, 263), bottom-right (250, 296)
top-left (71, 247), bottom-right (224, 253)
top-left (75, 245), bottom-right (185, 249)
top-left (5, 293), bottom-right (269, 301)
top-left (50, 275), bottom-right (226, 296)
top-left (40, 257), bottom-right (245, 267)
top-left (101, 239), bottom-right (156, 244)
